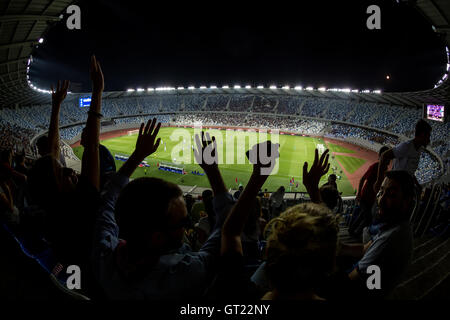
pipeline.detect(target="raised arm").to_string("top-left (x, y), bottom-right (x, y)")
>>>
top-left (303, 148), bottom-right (330, 204)
top-left (119, 118), bottom-right (161, 178)
top-left (48, 80), bottom-right (69, 160)
top-left (194, 131), bottom-right (227, 196)
top-left (221, 141), bottom-right (279, 255)
top-left (355, 176), bottom-right (366, 204)
top-left (82, 55), bottom-right (104, 190)
top-left (374, 148), bottom-right (394, 194)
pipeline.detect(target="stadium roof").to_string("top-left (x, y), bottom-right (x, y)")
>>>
top-left (0, 0), bottom-right (449, 109)
top-left (0, 0), bottom-right (73, 108)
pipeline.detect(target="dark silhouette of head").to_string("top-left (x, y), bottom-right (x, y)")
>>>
top-left (414, 119), bottom-right (432, 148)
top-left (320, 185), bottom-right (339, 210)
top-left (377, 170), bottom-right (415, 224)
top-left (36, 135), bottom-right (50, 157)
top-left (114, 177), bottom-right (186, 257)
top-left (378, 146), bottom-right (389, 159)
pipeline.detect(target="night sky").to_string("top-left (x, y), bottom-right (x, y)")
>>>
top-left (29, 0), bottom-right (448, 93)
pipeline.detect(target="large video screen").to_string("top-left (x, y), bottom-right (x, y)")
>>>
top-left (426, 104), bottom-right (444, 122)
top-left (79, 97), bottom-right (91, 107)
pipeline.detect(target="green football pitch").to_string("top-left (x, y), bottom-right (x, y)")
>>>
top-left (72, 127), bottom-right (364, 195)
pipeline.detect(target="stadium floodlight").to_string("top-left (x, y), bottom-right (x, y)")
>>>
top-left (137, 88), bottom-right (145, 92)
top-left (446, 64), bottom-right (450, 72)
top-left (245, 85), bottom-right (251, 89)
top-left (257, 85), bottom-right (264, 89)
top-left (200, 86), bottom-right (207, 89)
top-left (177, 86), bottom-right (184, 90)
top-left (443, 74), bottom-right (448, 81)
top-left (156, 87), bottom-right (175, 91)
top-left (147, 88), bottom-right (154, 92)
top-left (340, 88), bottom-right (351, 93)
top-left (234, 85), bottom-right (241, 89)
top-left (373, 90), bottom-right (382, 94)
top-left (269, 85), bottom-right (277, 89)
top-left (38, 38), bottom-right (44, 44)
top-left (188, 86), bottom-right (195, 90)
top-left (305, 87), bottom-right (314, 91)
top-left (294, 86), bottom-right (302, 90)
top-left (351, 89), bottom-right (359, 93)
top-left (318, 87), bottom-right (326, 91)
top-left (282, 85), bottom-right (290, 90)
top-left (222, 85), bottom-right (229, 89)
top-left (210, 85), bottom-right (217, 89)
top-left (127, 89), bottom-right (135, 92)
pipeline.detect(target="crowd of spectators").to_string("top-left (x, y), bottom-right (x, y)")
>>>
top-left (0, 122), bottom-right (35, 156)
top-left (416, 151), bottom-right (442, 184)
top-left (172, 113), bottom-right (326, 135)
top-left (0, 57), bottom-right (448, 303)
top-left (251, 96), bottom-right (277, 113)
top-left (300, 98), bottom-right (329, 118)
top-left (0, 91), bottom-right (447, 186)
top-left (328, 124), bottom-right (400, 145)
top-left (347, 101), bottom-right (377, 125)
top-left (276, 96), bottom-right (301, 115)
top-left (228, 94), bottom-right (254, 112)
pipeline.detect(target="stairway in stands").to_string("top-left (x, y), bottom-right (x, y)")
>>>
top-left (388, 234), bottom-right (450, 300)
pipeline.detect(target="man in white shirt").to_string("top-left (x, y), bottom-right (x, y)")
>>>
top-left (374, 119), bottom-right (432, 193)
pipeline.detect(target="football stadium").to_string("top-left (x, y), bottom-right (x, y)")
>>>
top-left (0, 0), bottom-right (449, 307)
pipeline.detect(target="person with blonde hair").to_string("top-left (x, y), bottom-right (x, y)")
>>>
top-left (262, 202), bottom-right (338, 299)
top-left (211, 148), bottom-right (340, 300)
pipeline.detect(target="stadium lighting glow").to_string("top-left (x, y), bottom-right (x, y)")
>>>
top-left (147, 88), bottom-right (154, 91)
top-left (155, 87), bottom-right (175, 91)
top-left (341, 88), bottom-right (351, 93)
top-left (200, 86), bottom-right (207, 89)
top-left (294, 86), bottom-right (302, 90)
top-left (127, 89), bottom-right (135, 92)
top-left (305, 87), bottom-right (314, 91)
top-left (318, 87), bottom-right (326, 91)
top-left (443, 74), bottom-right (448, 81)
top-left (38, 38), bottom-right (44, 44)
top-left (282, 85), bottom-right (290, 90)
top-left (257, 85), bottom-right (264, 89)
top-left (234, 85), bottom-right (241, 89)
top-left (373, 90), bottom-right (382, 94)
top-left (269, 85), bottom-right (277, 89)
top-left (447, 64), bottom-right (449, 71)
top-left (188, 86), bottom-right (195, 90)
top-left (351, 89), bottom-right (359, 93)
top-left (210, 85), bottom-right (217, 89)
top-left (222, 85), bottom-right (229, 89)
top-left (245, 85), bottom-right (251, 89)
top-left (137, 88), bottom-right (144, 92)
top-left (177, 86), bottom-right (184, 90)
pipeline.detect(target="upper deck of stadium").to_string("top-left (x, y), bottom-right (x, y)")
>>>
top-left (0, 0), bottom-right (449, 108)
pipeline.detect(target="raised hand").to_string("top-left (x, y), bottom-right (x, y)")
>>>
top-left (303, 149), bottom-right (330, 201)
top-left (247, 140), bottom-right (280, 179)
top-left (133, 118), bottom-right (161, 161)
top-left (51, 80), bottom-right (70, 106)
top-left (90, 55), bottom-right (104, 93)
top-left (194, 131), bottom-right (218, 172)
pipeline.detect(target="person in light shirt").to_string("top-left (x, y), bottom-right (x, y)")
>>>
top-left (374, 119), bottom-right (432, 194)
